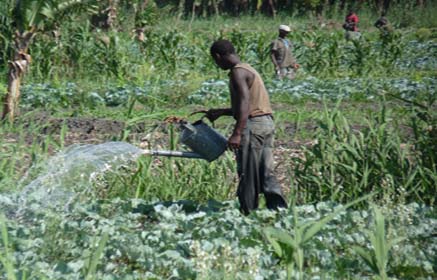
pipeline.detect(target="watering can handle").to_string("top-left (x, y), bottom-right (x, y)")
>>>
top-left (189, 110), bottom-right (215, 127)
top-left (190, 110), bottom-right (207, 117)
top-left (201, 116), bottom-right (216, 128)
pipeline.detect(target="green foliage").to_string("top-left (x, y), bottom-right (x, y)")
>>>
top-left (134, 1), bottom-right (160, 27)
top-left (0, 0), bottom-right (14, 66)
top-left (415, 28), bottom-right (432, 42)
top-left (293, 98), bottom-right (436, 205)
top-left (91, 140), bottom-right (236, 203)
top-left (19, 26), bottom-right (435, 83)
top-left (0, 215), bottom-right (17, 280)
top-left (353, 205), bottom-right (405, 280)
top-left (9, 0), bottom-right (93, 32)
top-left (386, 88), bottom-right (437, 204)
top-left (1, 199), bottom-right (435, 279)
top-left (0, 9), bottom-right (437, 279)
top-left (1, 11), bottom-right (435, 83)
top-left (264, 193), bottom-right (373, 279)
top-left (84, 233), bottom-right (109, 280)
top-left (349, 37), bottom-right (372, 76)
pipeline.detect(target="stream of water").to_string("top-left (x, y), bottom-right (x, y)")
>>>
top-left (1, 142), bottom-right (144, 216)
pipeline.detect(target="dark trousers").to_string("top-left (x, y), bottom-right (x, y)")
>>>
top-left (236, 115), bottom-right (288, 215)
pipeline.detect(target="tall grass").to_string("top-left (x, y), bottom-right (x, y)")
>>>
top-left (293, 97), bottom-right (436, 205)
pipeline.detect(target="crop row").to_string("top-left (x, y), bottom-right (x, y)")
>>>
top-left (11, 28), bottom-right (436, 83)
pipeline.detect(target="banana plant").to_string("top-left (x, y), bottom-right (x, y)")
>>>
top-left (1, 0), bottom-right (94, 122)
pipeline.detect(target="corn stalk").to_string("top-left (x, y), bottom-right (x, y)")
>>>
top-left (0, 215), bottom-right (17, 280)
top-left (264, 193), bottom-right (374, 279)
top-left (353, 205), bottom-right (404, 280)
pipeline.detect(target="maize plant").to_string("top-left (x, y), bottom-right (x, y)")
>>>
top-left (264, 194), bottom-right (374, 280)
top-left (293, 99), bottom-right (432, 204)
top-left (353, 205), bottom-right (404, 280)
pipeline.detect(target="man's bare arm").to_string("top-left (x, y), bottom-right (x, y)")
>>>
top-left (228, 68), bottom-right (251, 149)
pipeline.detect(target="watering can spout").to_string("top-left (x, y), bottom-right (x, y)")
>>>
top-left (141, 149), bottom-right (204, 159)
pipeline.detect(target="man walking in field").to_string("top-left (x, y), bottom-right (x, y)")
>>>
top-left (374, 14), bottom-right (393, 41)
top-left (270, 25), bottom-right (299, 80)
top-left (199, 39), bottom-right (288, 215)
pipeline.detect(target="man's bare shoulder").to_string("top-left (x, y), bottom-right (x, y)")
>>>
top-left (231, 66), bottom-right (254, 81)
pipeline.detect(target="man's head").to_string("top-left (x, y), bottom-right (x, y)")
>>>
top-left (278, 24), bottom-right (291, 37)
top-left (210, 39), bottom-right (238, 70)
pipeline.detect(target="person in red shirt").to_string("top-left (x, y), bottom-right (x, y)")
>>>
top-left (343, 10), bottom-right (359, 32)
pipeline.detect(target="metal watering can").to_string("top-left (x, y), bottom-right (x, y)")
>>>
top-left (142, 120), bottom-right (227, 162)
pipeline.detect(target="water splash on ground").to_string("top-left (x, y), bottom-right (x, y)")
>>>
top-left (1, 142), bottom-right (143, 216)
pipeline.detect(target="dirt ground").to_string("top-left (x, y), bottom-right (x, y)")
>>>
top-left (2, 114), bottom-right (312, 191)
top-left (4, 111), bottom-right (411, 193)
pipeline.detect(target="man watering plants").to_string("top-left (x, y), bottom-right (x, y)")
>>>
top-left (197, 39), bottom-right (288, 215)
top-left (270, 24), bottom-right (299, 80)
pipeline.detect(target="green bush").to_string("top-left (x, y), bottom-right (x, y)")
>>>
top-left (415, 28), bottom-right (432, 42)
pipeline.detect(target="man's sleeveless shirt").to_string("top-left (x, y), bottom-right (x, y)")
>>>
top-left (231, 63), bottom-right (273, 118)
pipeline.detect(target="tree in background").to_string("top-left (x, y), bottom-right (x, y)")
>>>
top-left (152, 0), bottom-right (429, 17)
top-left (91, 0), bottom-right (118, 31)
top-left (1, 0), bottom-right (93, 122)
